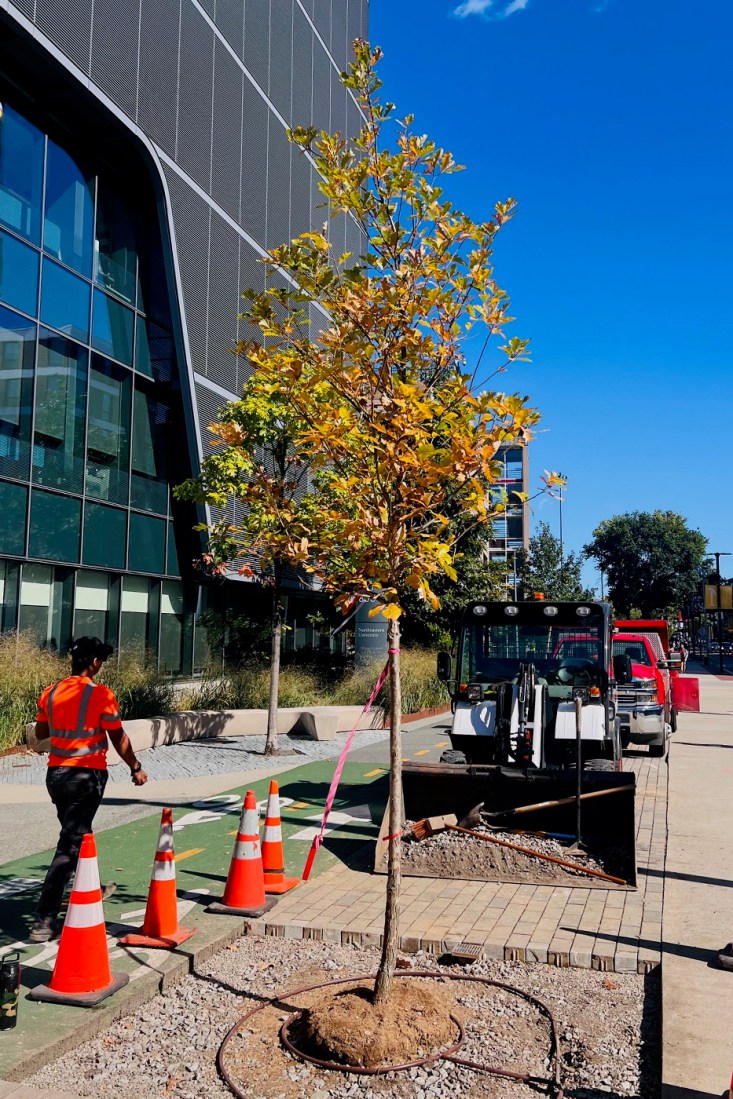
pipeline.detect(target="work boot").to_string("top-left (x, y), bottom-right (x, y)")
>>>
top-left (28, 916), bottom-right (59, 943)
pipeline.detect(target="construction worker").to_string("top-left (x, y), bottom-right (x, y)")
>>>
top-left (29, 636), bottom-right (148, 943)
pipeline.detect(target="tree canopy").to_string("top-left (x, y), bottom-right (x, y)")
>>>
top-left (583, 510), bottom-right (707, 617)
top-left (519, 521), bottom-right (595, 601)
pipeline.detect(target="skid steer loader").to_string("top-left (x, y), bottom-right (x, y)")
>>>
top-left (376, 599), bottom-right (636, 886)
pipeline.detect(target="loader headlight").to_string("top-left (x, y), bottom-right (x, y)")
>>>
top-left (473, 604), bottom-right (488, 616)
top-left (504, 605), bottom-right (519, 616)
top-left (543, 605), bottom-right (558, 616)
top-left (576, 606), bottom-right (591, 617)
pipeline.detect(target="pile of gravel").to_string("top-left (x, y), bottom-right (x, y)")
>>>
top-left (27, 935), bottom-right (659, 1099)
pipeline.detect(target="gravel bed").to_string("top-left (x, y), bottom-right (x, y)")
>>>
top-left (27, 935), bottom-right (659, 1099)
top-left (402, 822), bottom-right (631, 887)
top-left (0, 727), bottom-right (390, 786)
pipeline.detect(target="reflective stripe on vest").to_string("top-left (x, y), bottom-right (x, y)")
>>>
top-left (47, 681), bottom-right (109, 765)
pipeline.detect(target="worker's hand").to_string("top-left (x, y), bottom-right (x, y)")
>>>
top-left (131, 768), bottom-right (148, 786)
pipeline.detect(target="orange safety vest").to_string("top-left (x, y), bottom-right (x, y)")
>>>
top-left (37, 676), bottom-right (123, 769)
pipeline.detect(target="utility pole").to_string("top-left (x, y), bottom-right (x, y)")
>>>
top-left (713, 551), bottom-right (731, 675)
top-left (558, 473), bottom-right (566, 564)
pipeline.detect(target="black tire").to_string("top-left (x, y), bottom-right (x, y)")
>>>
top-left (440, 749), bottom-right (468, 765)
top-left (584, 758), bottom-right (616, 771)
top-left (670, 709), bottom-right (677, 733)
top-left (649, 742), bottom-right (666, 758)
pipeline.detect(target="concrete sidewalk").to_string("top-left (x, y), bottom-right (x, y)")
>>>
top-left (661, 664), bottom-right (733, 1098)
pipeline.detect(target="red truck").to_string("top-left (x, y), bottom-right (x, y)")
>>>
top-left (613, 620), bottom-right (680, 756)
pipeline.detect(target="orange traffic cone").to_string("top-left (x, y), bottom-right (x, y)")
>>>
top-left (119, 808), bottom-right (195, 948)
top-left (207, 790), bottom-right (276, 917)
top-left (28, 833), bottom-right (129, 1007)
top-left (261, 780), bottom-right (300, 895)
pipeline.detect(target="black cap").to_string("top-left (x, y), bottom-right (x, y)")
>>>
top-left (69, 636), bottom-right (114, 664)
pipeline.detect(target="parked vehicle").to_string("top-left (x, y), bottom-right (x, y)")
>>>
top-left (612, 629), bottom-right (676, 756)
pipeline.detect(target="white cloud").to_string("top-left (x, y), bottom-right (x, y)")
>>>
top-left (453, 0), bottom-right (494, 17)
top-left (502, 0), bottom-right (529, 13)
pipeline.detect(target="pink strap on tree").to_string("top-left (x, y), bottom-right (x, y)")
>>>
top-left (302, 658), bottom-right (391, 881)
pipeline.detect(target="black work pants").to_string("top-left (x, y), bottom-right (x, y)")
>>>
top-left (35, 767), bottom-right (108, 921)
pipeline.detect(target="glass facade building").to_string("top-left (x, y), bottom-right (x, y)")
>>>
top-left (0, 0), bottom-right (368, 672)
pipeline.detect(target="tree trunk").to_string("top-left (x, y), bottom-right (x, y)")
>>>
top-left (373, 615), bottom-right (401, 1005)
top-left (264, 566), bottom-right (282, 756)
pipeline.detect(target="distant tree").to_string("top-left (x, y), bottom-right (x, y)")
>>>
top-left (519, 521), bottom-right (595, 601)
top-left (583, 510), bottom-right (708, 617)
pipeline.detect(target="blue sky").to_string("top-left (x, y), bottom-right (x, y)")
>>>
top-left (369, 0), bottom-right (733, 586)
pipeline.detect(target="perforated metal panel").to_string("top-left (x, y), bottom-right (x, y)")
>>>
top-left (330, 68), bottom-right (346, 136)
top-left (240, 75), bottom-right (268, 237)
top-left (9, 0), bottom-right (36, 26)
top-left (215, 0), bottom-right (244, 56)
top-left (311, 0), bottom-right (330, 43)
top-left (212, 40), bottom-right (244, 221)
top-left (311, 29), bottom-right (330, 133)
top-left (236, 237), bottom-right (265, 390)
top-left (346, 0), bottom-right (360, 54)
top-left (266, 117), bottom-right (290, 247)
top-left (268, 0), bottom-right (293, 122)
top-left (164, 166), bottom-right (211, 377)
top-left (330, 0), bottom-right (347, 70)
top-left (89, 0), bottom-right (139, 119)
top-left (35, 0), bottom-right (91, 72)
top-left (194, 381), bottom-right (226, 456)
top-left (177, 1), bottom-right (215, 190)
top-left (207, 212), bottom-right (240, 390)
top-left (138, 0), bottom-right (180, 155)
top-left (243, 0), bottom-right (269, 95)
top-left (289, 142), bottom-right (311, 240)
top-left (291, 4), bottom-right (313, 129)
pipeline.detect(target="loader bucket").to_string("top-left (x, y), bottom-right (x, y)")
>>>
top-left (376, 761), bottom-right (636, 888)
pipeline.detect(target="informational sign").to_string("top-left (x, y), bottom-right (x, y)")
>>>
top-left (354, 599), bottom-right (388, 665)
top-left (704, 584), bottom-right (733, 610)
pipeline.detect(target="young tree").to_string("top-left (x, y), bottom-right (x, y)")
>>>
top-left (584, 510), bottom-right (708, 617)
top-left (182, 42), bottom-right (556, 1016)
top-left (519, 521), bottom-right (595, 601)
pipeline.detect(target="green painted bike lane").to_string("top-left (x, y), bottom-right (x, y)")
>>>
top-left (0, 759), bottom-right (388, 1081)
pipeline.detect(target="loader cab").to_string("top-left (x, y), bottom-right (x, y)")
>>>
top-left (440, 600), bottom-right (619, 769)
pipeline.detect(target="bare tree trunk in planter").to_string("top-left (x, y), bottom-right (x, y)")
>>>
top-left (373, 615), bottom-right (402, 1005)
top-left (264, 563), bottom-right (283, 756)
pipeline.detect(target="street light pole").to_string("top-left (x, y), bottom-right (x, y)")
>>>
top-left (713, 551), bottom-right (731, 675)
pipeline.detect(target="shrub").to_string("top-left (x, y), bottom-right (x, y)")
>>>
top-left (0, 633), bottom-right (66, 751)
top-left (100, 654), bottom-right (174, 720)
top-left (330, 648), bottom-right (448, 716)
top-left (177, 664), bottom-right (325, 711)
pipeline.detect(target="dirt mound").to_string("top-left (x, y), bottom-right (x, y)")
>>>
top-left (300, 979), bottom-right (457, 1068)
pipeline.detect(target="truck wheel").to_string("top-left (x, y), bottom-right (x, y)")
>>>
top-left (649, 742), bottom-right (665, 757)
top-left (584, 758), bottom-right (615, 771)
top-left (440, 749), bottom-right (468, 765)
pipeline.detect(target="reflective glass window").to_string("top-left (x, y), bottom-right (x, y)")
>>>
top-left (134, 315), bottom-right (152, 378)
top-left (159, 580), bottom-right (184, 673)
top-left (33, 330), bottom-right (87, 493)
top-left (134, 319), bottom-right (174, 383)
top-left (92, 289), bottom-right (133, 365)
top-left (119, 575), bottom-right (151, 656)
top-left (86, 355), bottom-right (131, 505)
top-left (94, 181), bottom-right (137, 304)
top-left (0, 305), bottom-right (35, 481)
top-left (128, 511), bottom-right (165, 574)
top-left (0, 105), bottom-right (44, 244)
top-left (18, 562), bottom-right (53, 641)
top-left (43, 140), bottom-right (94, 276)
top-left (40, 258), bottom-right (90, 343)
top-left (131, 387), bottom-right (169, 513)
top-left (28, 488), bottom-right (81, 562)
top-left (0, 230), bottom-right (39, 317)
top-left (74, 570), bottom-right (110, 639)
top-left (0, 479), bottom-right (27, 555)
top-left (166, 522), bottom-right (180, 576)
top-left (83, 501), bottom-right (126, 569)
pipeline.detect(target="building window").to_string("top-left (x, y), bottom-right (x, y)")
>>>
top-left (94, 180), bottom-right (137, 305)
top-left (0, 229), bottom-right (39, 317)
top-left (18, 562), bottom-right (53, 640)
top-left (0, 479), bottom-right (27, 555)
top-left (40, 258), bottom-right (90, 344)
top-left (86, 355), bottom-right (131, 505)
top-left (28, 488), bottom-right (81, 563)
top-left (83, 500), bottom-right (127, 569)
top-left (92, 288), bottom-right (134, 365)
top-left (131, 386), bottom-right (169, 514)
top-left (33, 330), bottom-right (87, 493)
top-left (0, 305), bottom-right (35, 481)
top-left (119, 575), bottom-right (152, 656)
top-left (128, 511), bottom-right (165, 573)
top-left (159, 580), bottom-right (185, 673)
top-left (43, 139), bottom-right (94, 277)
top-left (0, 105), bottom-right (44, 245)
top-left (74, 569), bottom-right (110, 639)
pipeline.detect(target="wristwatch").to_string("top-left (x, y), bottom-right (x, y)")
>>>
top-left (131, 761), bottom-right (142, 774)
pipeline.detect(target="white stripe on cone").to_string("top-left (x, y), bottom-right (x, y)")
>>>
top-left (65, 900), bottom-right (105, 928)
top-left (73, 855), bottom-right (101, 893)
top-left (263, 825), bottom-right (282, 843)
top-left (151, 861), bottom-right (176, 881)
top-left (234, 837), bottom-right (260, 861)
top-left (157, 824), bottom-right (174, 854)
